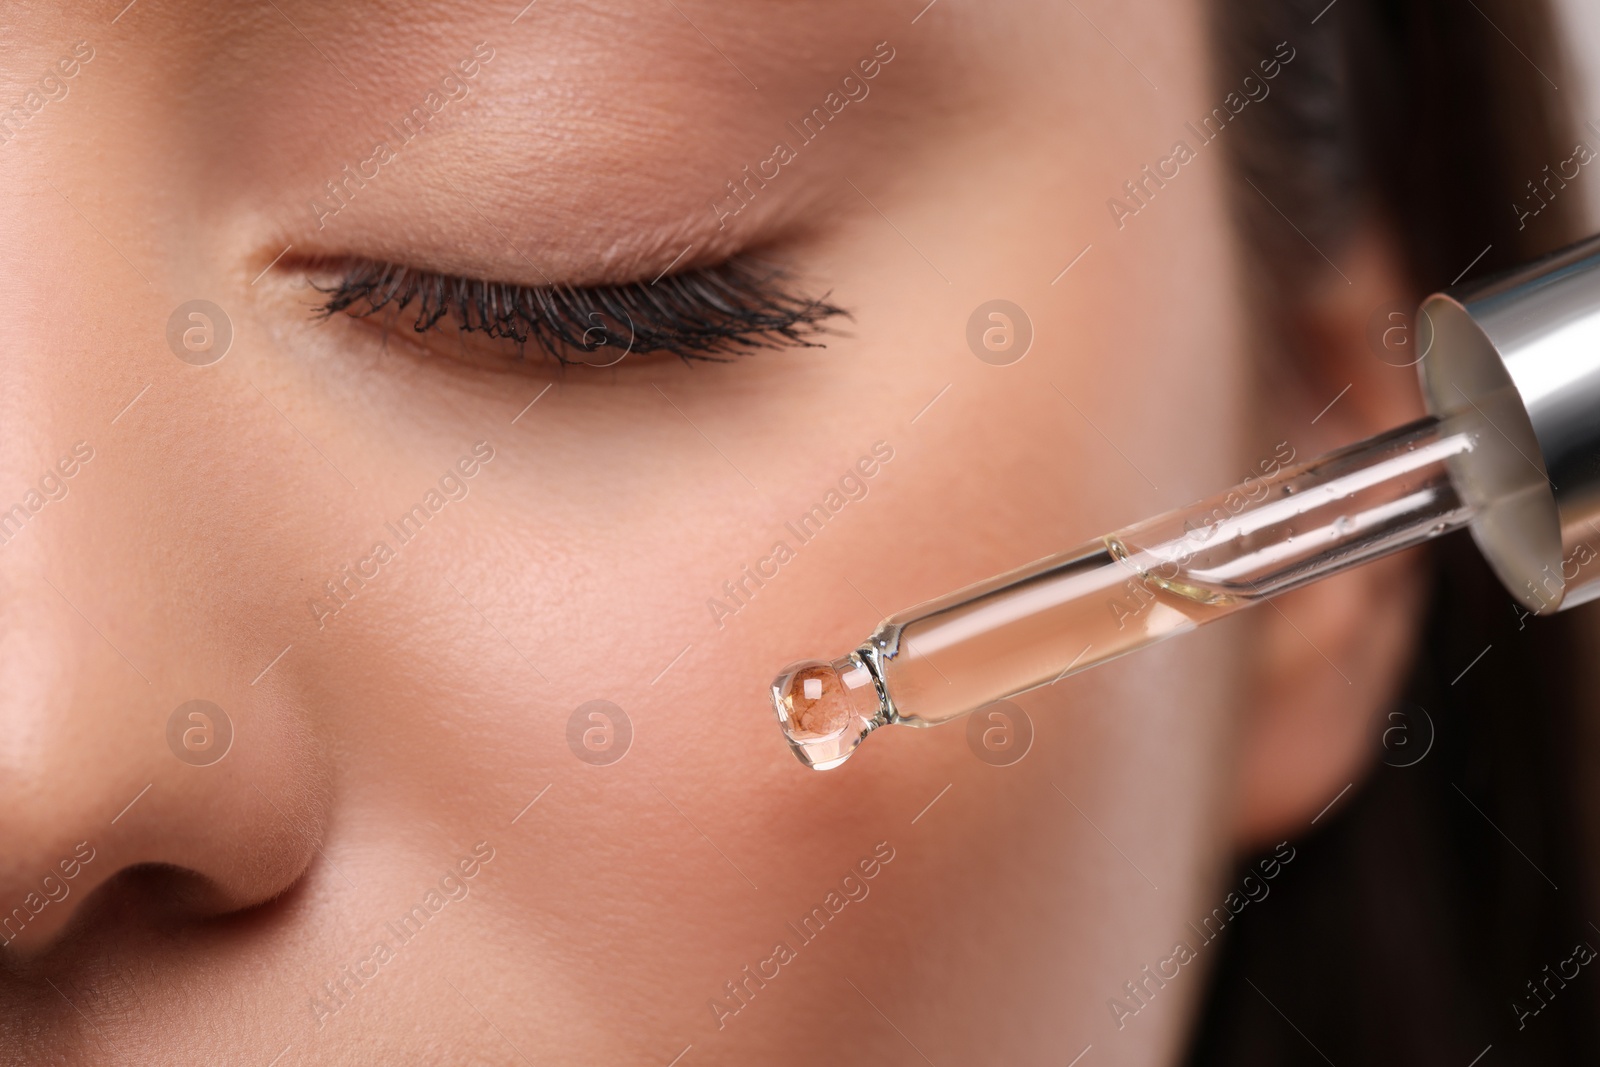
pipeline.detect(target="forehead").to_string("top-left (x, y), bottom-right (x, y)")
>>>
top-left (6, 0), bottom-right (1216, 285)
top-left (46, 1), bottom-right (939, 273)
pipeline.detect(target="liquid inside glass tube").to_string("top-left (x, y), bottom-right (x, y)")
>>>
top-left (771, 412), bottom-right (1487, 770)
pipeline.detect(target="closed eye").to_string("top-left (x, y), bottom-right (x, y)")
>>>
top-left (312, 256), bottom-right (847, 366)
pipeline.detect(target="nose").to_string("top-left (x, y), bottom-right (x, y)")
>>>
top-left (0, 580), bottom-right (324, 955)
top-left (0, 181), bottom-right (326, 957)
top-left (0, 641), bottom-right (319, 955)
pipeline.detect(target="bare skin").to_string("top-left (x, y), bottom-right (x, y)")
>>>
top-left (0, 2), bottom-right (1425, 1063)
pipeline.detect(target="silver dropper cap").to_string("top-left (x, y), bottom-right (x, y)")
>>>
top-left (1419, 233), bottom-right (1600, 613)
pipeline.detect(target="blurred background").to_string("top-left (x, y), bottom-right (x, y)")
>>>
top-left (1186, 3), bottom-right (1600, 1063)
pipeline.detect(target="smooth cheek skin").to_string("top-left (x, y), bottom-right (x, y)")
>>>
top-left (0, 1), bottom-right (1262, 1064)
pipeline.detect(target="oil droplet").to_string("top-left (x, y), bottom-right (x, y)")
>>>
top-left (771, 656), bottom-right (882, 770)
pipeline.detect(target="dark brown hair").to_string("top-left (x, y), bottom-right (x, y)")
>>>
top-left (1189, 0), bottom-right (1600, 1061)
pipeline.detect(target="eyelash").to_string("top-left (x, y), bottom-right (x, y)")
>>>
top-left (313, 257), bottom-right (847, 364)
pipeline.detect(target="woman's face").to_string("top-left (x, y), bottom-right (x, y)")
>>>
top-left (0, 2), bottom-right (1423, 1063)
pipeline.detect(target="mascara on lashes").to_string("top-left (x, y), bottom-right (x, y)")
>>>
top-left (313, 257), bottom-right (847, 364)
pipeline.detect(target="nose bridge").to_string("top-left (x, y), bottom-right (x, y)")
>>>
top-left (0, 169), bottom-right (325, 957)
top-left (0, 305), bottom-right (150, 949)
top-left (0, 186), bottom-right (135, 860)
top-left (0, 329), bottom-right (169, 948)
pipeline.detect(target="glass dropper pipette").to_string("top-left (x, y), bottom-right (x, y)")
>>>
top-left (772, 411), bottom-right (1483, 769)
top-left (770, 232), bottom-right (1600, 771)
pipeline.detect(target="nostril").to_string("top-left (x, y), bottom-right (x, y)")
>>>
top-left (73, 862), bottom-right (280, 935)
top-left (0, 748), bottom-right (328, 958)
top-left (0, 861), bottom-right (309, 980)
